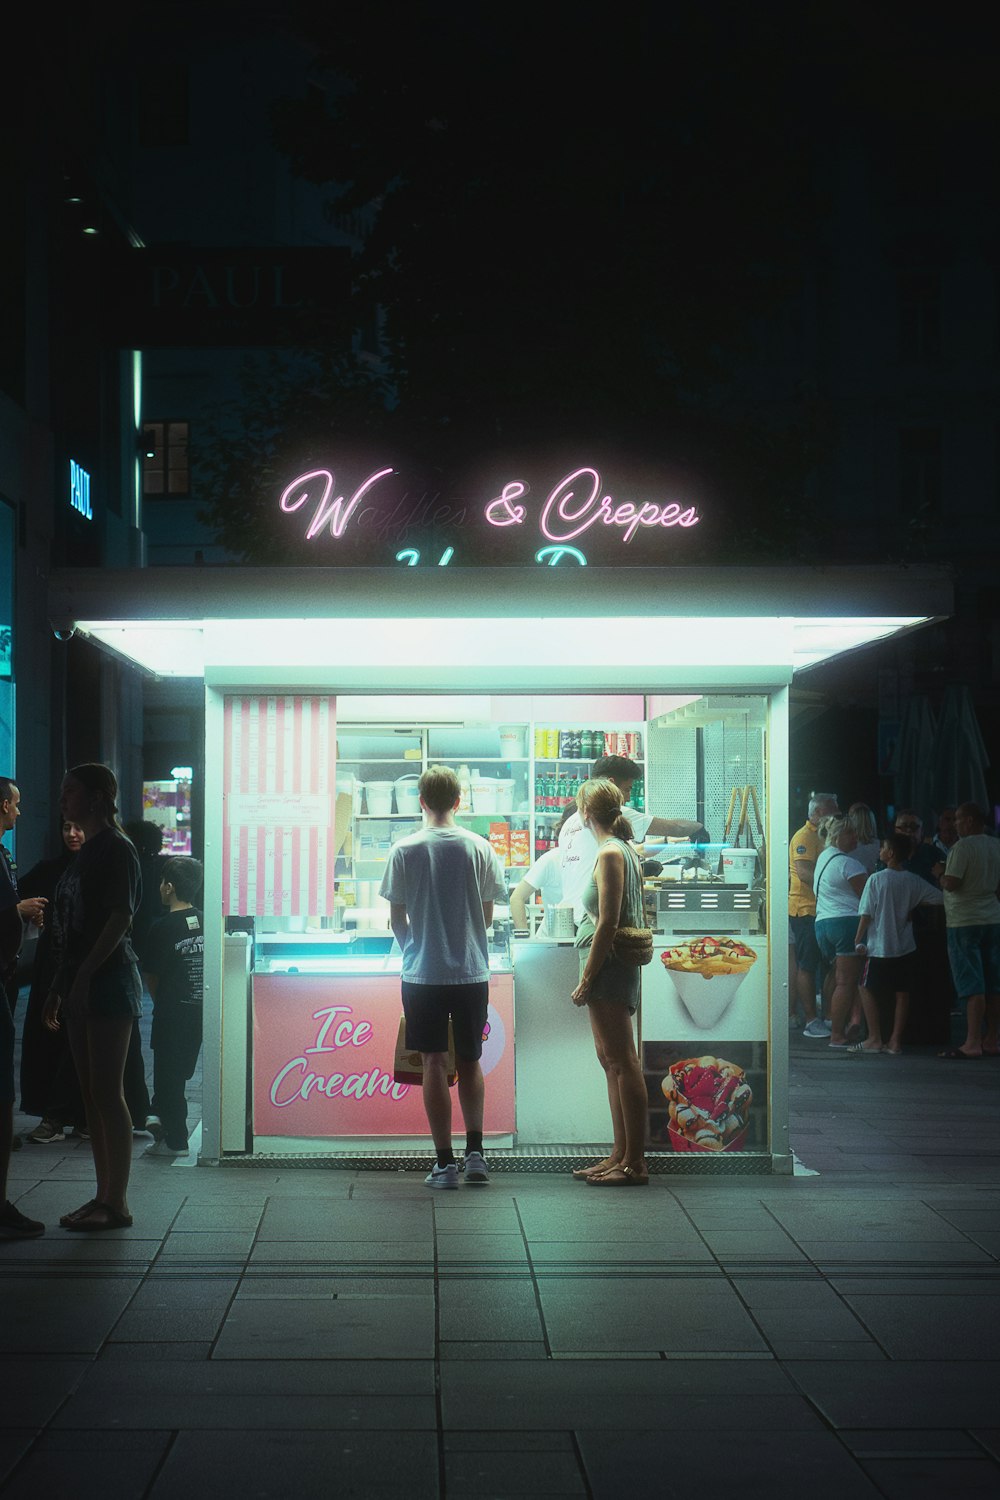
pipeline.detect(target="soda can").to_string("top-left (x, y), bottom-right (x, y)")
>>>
top-left (535, 728), bottom-right (547, 758)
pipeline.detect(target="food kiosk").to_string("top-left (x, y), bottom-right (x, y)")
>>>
top-left (49, 560), bottom-right (949, 1173)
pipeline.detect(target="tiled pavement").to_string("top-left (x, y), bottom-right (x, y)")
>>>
top-left (3, 1014), bottom-right (1000, 1498)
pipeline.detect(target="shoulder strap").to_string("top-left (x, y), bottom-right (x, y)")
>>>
top-left (814, 849), bottom-right (849, 904)
top-left (617, 837), bottom-right (644, 926)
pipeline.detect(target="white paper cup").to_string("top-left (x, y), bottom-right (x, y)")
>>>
top-left (665, 964), bottom-right (753, 1029)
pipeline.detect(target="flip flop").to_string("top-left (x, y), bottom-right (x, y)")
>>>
top-left (59, 1199), bottom-right (98, 1228)
top-left (63, 1201), bottom-right (133, 1232)
top-left (937, 1048), bottom-right (982, 1060)
top-left (586, 1165), bottom-right (649, 1187)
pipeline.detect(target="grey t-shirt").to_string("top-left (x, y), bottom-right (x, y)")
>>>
top-left (943, 834), bottom-right (1000, 927)
top-left (379, 825), bottom-right (507, 984)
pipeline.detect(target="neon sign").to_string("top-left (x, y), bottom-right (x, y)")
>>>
top-left (278, 464), bottom-right (699, 562)
top-left (69, 460), bottom-right (93, 521)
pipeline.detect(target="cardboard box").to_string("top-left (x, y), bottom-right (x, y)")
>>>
top-left (509, 828), bottom-right (530, 866)
top-left (489, 823), bottom-right (511, 866)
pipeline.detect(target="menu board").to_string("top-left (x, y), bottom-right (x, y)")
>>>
top-left (222, 695), bottom-right (337, 915)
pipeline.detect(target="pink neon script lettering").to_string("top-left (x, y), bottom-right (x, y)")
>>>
top-left (280, 467), bottom-right (395, 540)
top-left (539, 468), bottom-right (699, 543)
top-left (484, 481), bottom-right (528, 527)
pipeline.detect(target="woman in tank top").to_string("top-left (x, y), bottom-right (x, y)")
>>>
top-left (570, 778), bottom-right (648, 1186)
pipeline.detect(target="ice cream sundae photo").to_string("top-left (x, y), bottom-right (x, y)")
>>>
top-left (661, 1054), bottom-right (753, 1152)
top-left (660, 936), bottom-right (757, 1028)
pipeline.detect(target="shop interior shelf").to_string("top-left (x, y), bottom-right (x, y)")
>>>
top-left (534, 757), bottom-right (644, 765)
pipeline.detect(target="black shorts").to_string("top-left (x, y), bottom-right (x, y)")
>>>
top-left (401, 980), bottom-right (489, 1060)
top-left (861, 952), bottom-right (918, 998)
top-left (789, 915), bottom-right (820, 974)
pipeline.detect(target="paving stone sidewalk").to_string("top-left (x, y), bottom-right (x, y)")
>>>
top-left (2, 1017), bottom-right (999, 1499)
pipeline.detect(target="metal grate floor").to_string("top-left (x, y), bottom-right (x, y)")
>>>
top-left (212, 1146), bottom-right (776, 1174)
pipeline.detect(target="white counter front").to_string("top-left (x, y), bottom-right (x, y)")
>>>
top-left (511, 939), bottom-right (611, 1144)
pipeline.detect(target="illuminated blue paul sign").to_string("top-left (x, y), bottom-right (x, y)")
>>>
top-left (69, 460), bottom-right (93, 521)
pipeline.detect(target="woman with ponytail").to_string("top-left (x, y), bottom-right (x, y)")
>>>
top-left (43, 764), bottom-right (142, 1230)
top-left (569, 777), bottom-right (649, 1186)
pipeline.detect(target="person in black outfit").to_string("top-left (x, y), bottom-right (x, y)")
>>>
top-left (19, 818), bottom-right (88, 1143)
top-left (141, 857), bottom-right (204, 1156)
top-left (1, 777), bottom-right (47, 1238)
top-left (124, 820), bottom-right (168, 966)
top-left (44, 764), bottom-right (144, 1231)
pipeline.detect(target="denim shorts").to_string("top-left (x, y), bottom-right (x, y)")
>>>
top-left (947, 924), bottom-right (1000, 1001)
top-left (816, 916), bottom-right (860, 962)
top-left (64, 961), bottom-right (144, 1020)
top-left (789, 915), bottom-right (820, 973)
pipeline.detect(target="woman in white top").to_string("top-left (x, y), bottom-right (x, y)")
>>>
top-left (814, 817), bottom-right (870, 1049)
top-left (846, 803), bottom-right (880, 875)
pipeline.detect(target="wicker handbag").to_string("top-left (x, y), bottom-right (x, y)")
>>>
top-left (613, 925), bottom-right (654, 966)
top-left (612, 847), bottom-right (653, 965)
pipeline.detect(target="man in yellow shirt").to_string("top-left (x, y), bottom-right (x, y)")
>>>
top-left (789, 792), bottom-right (839, 1036)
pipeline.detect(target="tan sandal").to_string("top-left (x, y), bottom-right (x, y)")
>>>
top-left (586, 1165), bottom-right (649, 1187)
top-left (571, 1159), bottom-right (620, 1180)
top-left (59, 1199), bottom-right (98, 1227)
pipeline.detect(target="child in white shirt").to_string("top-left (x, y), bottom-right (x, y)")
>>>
top-left (855, 833), bottom-right (944, 1054)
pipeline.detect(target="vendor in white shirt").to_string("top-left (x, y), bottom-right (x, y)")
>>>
top-left (558, 755), bottom-right (707, 925)
top-left (510, 803), bottom-right (576, 936)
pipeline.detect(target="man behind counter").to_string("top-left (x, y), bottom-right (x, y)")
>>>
top-left (558, 755), bottom-right (707, 925)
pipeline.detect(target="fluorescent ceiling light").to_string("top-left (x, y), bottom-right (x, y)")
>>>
top-left (75, 613), bottom-right (931, 679)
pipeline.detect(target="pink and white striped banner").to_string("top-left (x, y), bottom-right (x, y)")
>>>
top-left (222, 696), bottom-right (337, 916)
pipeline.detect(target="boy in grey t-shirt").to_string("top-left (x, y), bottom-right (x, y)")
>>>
top-left (379, 766), bottom-right (506, 1189)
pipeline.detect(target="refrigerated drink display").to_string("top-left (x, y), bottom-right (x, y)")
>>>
top-left (545, 728), bottom-right (559, 759)
top-left (534, 727), bottom-right (547, 758)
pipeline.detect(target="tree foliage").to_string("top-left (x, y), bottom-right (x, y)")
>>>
top-left (201, 4), bottom-right (960, 563)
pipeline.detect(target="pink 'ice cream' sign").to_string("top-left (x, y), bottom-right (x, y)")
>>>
top-left (253, 974), bottom-right (515, 1137)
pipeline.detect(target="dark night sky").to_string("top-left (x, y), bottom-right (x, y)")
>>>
top-left (38, 3), bottom-right (1000, 565)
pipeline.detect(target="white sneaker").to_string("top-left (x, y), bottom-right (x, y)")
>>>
top-left (425, 1162), bottom-right (459, 1189)
top-left (802, 1018), bottom-right (832, 1038)
top-left (143, 1139), bottom-right (188, 1158)
top-left (463, 1151), bottom-right (490, 1186)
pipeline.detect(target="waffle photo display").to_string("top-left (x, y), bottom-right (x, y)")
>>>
top-left (660, 936), bottom-right (757, 978)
